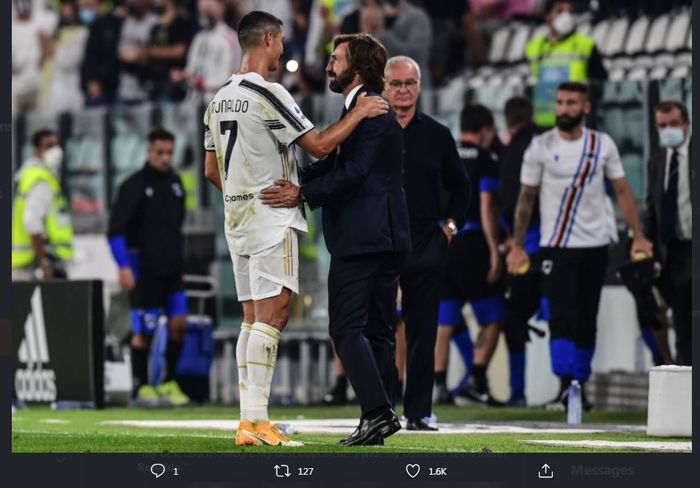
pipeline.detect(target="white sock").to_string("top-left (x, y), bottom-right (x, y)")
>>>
top-left (246, 322), bottom-right (281, 423)
top-left (236, 322), bottom-right (252, 421)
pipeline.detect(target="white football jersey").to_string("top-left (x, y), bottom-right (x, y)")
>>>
top-left (520, 128), bottom-right (626, 248)
top-left (204, 72), bottom-right (314, 255)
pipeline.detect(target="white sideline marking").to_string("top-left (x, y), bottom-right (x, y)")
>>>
top-left (40, 419), bottom-right (71, 424)
top-left (521, 440), bottom-right (691, 452)
top-left (101, 418), bottom-right (625, 435)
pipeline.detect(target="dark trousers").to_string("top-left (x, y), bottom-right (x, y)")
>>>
top-left (328, 251), bottom-right (405, 416)
top-left (540, 246), bottom-right (608, 382)
top-left (400, 229), bottom-right (449, 419)
top-left (659, 239), bottom-right (692, 365)
top-left (504, 257), bottom-right (543, 354)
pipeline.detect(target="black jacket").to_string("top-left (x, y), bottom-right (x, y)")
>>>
top-left (108, 164), bottom-right (185, 278)
top-left (644, 141), bottom-right (693, 261)
top-left (300, 88), bottom-right (411, 257)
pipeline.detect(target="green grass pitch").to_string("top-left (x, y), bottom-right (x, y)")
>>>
top-left (11, 404), bottom-right (688, 453)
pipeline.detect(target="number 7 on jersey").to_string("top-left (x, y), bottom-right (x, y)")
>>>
top-left (219, 120), bottom-right (238, 180)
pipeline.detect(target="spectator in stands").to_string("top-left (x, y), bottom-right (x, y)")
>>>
top-left (12, 129), bottom-right (74, 281)
top-left (81, 0), bottom-right (124, 106)
top-left (303, 0), bottom-right (353, 93)
top-left (147, 0), bottom-right (193, 101)
top-left (175, 0), bottom-right (242, 102)
top-left (525, 0), bottom-right (607, 127)
top-left (419, 0), bottom-right (467, 86)
top-left (464, 0), bottom-right (536, 65)
top-left (12, 0), bottom-right (55, 113)
top-left (117, 0), bottom-right (160, 104)
top-left (644, 100), bottom-right (692, 365)
top-left (42, 0), bottom-right (89, 112)
top-left (343, 0), bottom-right (432, 88)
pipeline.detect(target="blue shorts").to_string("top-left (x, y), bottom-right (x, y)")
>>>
top-left (131, 289), bottom-right (187, 336)
top-left (439, 295), bottom-right (507, 327)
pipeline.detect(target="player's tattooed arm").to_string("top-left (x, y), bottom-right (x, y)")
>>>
top-left (506, 184), bottom-right (538, 275)
top-left (512, 184), bottom-right (538, 247)
top-left (204, 151), bottom-right (222, 192)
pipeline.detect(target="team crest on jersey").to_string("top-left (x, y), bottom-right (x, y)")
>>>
top-left (145, 187), bottom-right (154, 198)
top-left (172, 182), bottom-right (183, 198)
top-left (553, 154), bottom-right (560, 162)
top-left (293, 105), bottom-right (306, 120)
top-left (541, 259), bottom-right (553, 275)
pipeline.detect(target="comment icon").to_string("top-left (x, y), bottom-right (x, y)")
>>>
top-left (150, 463), bottom-right (166, 479)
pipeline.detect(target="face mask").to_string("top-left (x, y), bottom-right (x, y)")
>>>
top-left (199, 14), bottom-right (216, 29)
top-left (79, 8), bottom-right (97, 25)
top-left (42, 146), bottom-right (64, 174)
top-left (659, 127), bottom-right (685, 148)
top-left (151, 4), bottom-right (165, 15)
top-left (552, 11), bottom-right (575, 37)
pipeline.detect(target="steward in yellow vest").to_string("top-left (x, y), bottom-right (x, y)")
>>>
top-left (525, 0), bottom-right (607, 127)
top-left (12, 130), bottom-right (74, 279)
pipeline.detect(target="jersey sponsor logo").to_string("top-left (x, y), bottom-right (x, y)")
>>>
top-left (15, 287), bottom-right (57, 402)
top-left (224, 193), bottom-right (255, 203)
top-left (458, 147), bottom-right (479, 160)
top-left (211, 98), bottom-right (249, 114)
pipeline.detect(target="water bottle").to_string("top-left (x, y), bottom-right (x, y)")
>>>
top-left (567, 380), bottom-right (582, 424)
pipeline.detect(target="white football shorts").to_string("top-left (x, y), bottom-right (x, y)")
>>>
top-left (230, 228), bottom-right (299, 301)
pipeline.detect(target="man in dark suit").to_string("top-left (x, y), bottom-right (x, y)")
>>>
top-left (645, 100), bottom-right (692, 365)
top-left (260, 34), bottom-right (410, 446)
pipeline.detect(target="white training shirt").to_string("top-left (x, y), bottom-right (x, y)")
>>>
top-left (521, 128), bottom-right (626, 248)
top-left (204, 72), bottom-right (314, 256)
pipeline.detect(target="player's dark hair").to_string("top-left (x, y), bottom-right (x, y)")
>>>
top-left (544, 0), bottom-right (572, 14)
top-left (504, 96), bottom-right (533, 128)
top-left (333, 33), bottom-right (388, 93)
top-left (238, 10), bottom-right (283, 50)
top-left (148, 127), bottom-right (175, 144)
top-left (460, 104), bottom-right (495, 133)
top-left (31, 129), bottom-right (56, 149)
top-left (557, 81), bottom-right (588, 97)
top-left (655, 100), bottom-right (689, 123)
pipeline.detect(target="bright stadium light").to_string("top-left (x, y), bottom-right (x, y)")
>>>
top-left (286, 59), bottom-right (299, 73)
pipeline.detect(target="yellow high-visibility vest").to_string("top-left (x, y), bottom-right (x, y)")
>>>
top-left (525, 32), bottom-right (596, 127)
top-left (12, 165), bottom-right (74, 268)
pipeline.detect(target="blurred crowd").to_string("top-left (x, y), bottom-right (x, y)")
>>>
top-left (12, 0), bottom-right (691, 114)
top-left (12, 0), bottom-right (696, 112)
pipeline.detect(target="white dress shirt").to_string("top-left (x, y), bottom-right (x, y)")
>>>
top-left (344, 84), bottom-right (364, 110)
top-left (663, 133), bottom-right (692, 240)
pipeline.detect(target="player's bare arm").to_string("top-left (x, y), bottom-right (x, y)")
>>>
top-left (204, 150), bottom-right (222, 192)
top-left (610, 177), bottom-right (653, 258)
top-left (296, 92), bottom-right (388, 159)
top-left (480, 191), bottom-right (502, 283)
top-left (506, 184), bottom-right (538, 274)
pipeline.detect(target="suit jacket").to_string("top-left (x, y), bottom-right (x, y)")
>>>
top-left (300, 88), bottom-right (411, 257)
top-left (644, 140), bottom-right (693, 261)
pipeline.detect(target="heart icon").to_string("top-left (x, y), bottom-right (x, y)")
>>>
top-left (405, 464), bottom-right (420, 479)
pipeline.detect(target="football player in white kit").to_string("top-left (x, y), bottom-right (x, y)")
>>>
top-left (203, 10), bottom-right (389, 447)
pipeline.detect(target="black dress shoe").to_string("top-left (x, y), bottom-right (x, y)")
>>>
top-left (406, 418), bottom-right (438, 431)
top-left (342, 408), bottom-right (401, 446)
top-left (340, 419), bottom-right (385, 445)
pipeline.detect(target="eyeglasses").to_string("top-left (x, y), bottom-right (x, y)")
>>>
top-left (387, 79), bottom-right (419, 90)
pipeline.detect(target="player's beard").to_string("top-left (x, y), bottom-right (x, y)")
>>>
top-left (328, 68), bottom-right (355, 94)
top-left (555, 112), bottom-right (585, 132)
